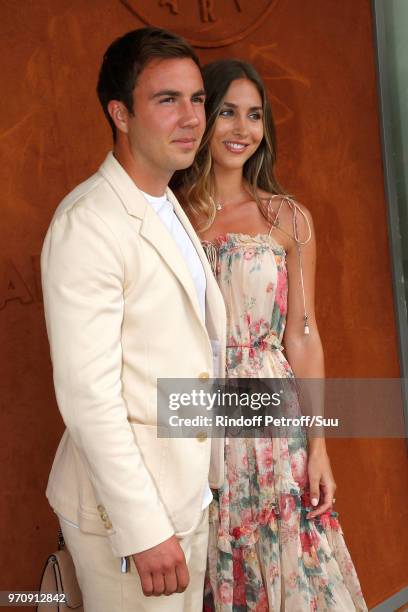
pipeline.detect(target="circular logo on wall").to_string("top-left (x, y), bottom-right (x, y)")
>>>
top-left (120, 0), bottom-right (278, 48)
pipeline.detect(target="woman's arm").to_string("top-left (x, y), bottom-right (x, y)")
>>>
top-left (282, 202), bottom-right (336, 519)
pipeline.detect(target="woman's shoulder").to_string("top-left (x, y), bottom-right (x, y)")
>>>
top-left (260, 191), bottom-right (311, 215)
top-left (260, 192), bottom-right (314, 246)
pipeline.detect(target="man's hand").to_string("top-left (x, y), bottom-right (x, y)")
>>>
top-left (132, 535), bottom-right (189, 597)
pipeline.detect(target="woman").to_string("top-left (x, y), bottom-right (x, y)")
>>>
top-left (174, 59), bottom-right (367, 611)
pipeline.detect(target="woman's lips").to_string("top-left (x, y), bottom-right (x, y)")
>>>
top-left (223, 140), bottom-right (249, 154)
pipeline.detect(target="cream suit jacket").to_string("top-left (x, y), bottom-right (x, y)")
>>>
top-left (41, 152), bottom-right (226, 558)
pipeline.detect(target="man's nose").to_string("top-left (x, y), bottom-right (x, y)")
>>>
top-left (180, 102), bottom-right (201, 128)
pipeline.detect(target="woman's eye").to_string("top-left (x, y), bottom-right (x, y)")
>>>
top-left (219, 109), bottom-right (233, 117)
top-left (249, 112), bottom-right (262, 121)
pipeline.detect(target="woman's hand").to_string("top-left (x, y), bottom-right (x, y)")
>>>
top-left (306, 443), bottom-right (336, 519)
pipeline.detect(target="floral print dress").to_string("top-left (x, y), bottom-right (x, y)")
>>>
top-left (202, 229), bottom-right (367, 611)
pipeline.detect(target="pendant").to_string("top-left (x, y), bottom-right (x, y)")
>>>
top-left (216, 203), bottom-right (223, 211)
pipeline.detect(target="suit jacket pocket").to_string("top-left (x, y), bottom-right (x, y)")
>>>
top-left (77, 423), bottom-right (168, 535)
top-left (129, 422), bottom-right (168, 492)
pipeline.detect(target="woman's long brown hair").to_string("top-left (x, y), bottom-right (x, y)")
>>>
top-left (171, 59), bottom-right (285, 231)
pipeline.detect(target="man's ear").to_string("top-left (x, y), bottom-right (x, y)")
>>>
top-left (107, 100), bottom-right (129, 134)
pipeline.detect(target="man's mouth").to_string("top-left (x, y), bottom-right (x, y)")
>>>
top-left (172, 138), bottom-right (197, 150)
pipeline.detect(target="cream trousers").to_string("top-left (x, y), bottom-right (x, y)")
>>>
top-left (60, 508), bottom-right (209, 612)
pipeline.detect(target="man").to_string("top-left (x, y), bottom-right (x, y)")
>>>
top-left (41, 27), bottom-right (226, 611)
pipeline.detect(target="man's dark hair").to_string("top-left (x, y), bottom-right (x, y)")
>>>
top-left (97, 27), bottom-right (201, 140)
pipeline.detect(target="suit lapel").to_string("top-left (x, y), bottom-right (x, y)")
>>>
top-left (166, 190), bottom-right (224, 313)
top-left (99, 153), bottom-right (202, 324)
top-left (139, 204), bottom-right (201, 319)
top-left (166, 188), bottom-right (227, 347)
top-left (99, 152), bottom-right (226, 372)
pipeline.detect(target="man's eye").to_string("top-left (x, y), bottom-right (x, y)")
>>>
top-left (192, 96), bottom-right (205, 104)
top-left (160, 97), bottom-right (175, 104)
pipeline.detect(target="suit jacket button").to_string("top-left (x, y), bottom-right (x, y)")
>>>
top-left (196, 431), bottom-right (207, 443)
top-left (198, 371), bottom-right (209, 380)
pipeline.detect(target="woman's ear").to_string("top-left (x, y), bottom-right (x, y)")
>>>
top-left (107, 100), bottom-right (129, 135)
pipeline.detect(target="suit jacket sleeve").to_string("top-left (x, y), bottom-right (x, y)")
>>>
top-left (41, 203), bottom-right (174, 556)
